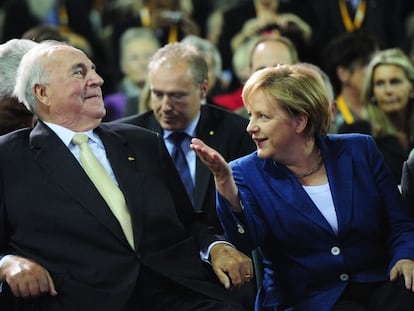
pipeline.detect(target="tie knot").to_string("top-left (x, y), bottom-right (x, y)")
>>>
top-left (169, 132), bottom-right (188, 147)
top-left (72, 133), bottom-right (89, 146)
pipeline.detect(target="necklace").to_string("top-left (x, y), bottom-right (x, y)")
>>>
top-left (292, 151), bottom-right (323, 178)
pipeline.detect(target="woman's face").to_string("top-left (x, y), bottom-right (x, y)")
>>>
top-left (255, 0), bottom-right (278, 12)
top-left (121, 38), bottom-right (159, 85)
top-left (246, 90), bottom-right (296, 160)
top-left (372, 64), bottom-right (413, 114)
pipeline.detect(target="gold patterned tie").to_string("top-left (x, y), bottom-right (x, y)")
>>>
top-left (72, 133), bottom-right (134, 249)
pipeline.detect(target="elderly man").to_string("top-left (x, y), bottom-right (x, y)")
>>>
top-left (0, 41), bottom-right (252, 310)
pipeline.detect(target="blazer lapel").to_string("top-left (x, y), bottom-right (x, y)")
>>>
top-left (320, 136), bottom-right (354, 237)
top-left (95, 126), bottom-right (145, 249)
top-left (263, 160), bottom-right (335, 235)
top-left (194, 107), bottom-right (220, 211)
top-left (30, 122), bottom-right (136, 249)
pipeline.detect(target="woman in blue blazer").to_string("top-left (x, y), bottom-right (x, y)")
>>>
top-left (192, 64), bottom-right (414, 311)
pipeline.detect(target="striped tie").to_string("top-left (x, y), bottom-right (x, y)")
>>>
top-left (169, 132), bottom-right (194, 205)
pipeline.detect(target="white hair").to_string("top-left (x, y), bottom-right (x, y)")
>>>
top-left (13, 40), bottom-right (64, 113)
top-left (0, 39), bottom-right (38, 99)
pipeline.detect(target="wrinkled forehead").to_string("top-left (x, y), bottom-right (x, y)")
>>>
top-left (47, 45), bottom-right (85, 59)
top-left (43, 45), bottom-right (90, 67)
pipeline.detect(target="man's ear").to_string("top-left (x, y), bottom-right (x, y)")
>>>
top-left (200, 80), bottom-right (209, 98)
top-left (33, 83), bottom-right (49, 105)
top-left (336, 65), bottom-right (350, 84)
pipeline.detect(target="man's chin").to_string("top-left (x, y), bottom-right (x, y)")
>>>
top-left (160, 120), bottom-right (179, 131)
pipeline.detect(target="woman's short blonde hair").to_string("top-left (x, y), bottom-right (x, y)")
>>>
top-left (242, 64), bottom-right (332, 138)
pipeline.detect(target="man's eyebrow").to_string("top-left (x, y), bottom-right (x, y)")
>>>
top-left (71, 62), bottom-right (96, 70)
top-left (71, 63), bottom-right (86, 70)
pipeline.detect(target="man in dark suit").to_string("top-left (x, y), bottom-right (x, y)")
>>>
top-left (118, 42), bottom-right (256, 234)
top-left (117, 42), bottom-right (257, 310)
top-left (0, 41), bottom-right (252, 310)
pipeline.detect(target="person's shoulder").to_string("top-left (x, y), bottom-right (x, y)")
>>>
top-left (100, 121), bottom-right (158, 138)
top-left (326, 133), bottom-right (375, 145)
top-left (230, 151), bottom-right (258, 167)
top-left (407, 155), bottom-right (414, 167)
top-left (115, 110), bottom-right (155, 127)
top-left (324, 134), bottom-right (378, 157)
top-left (0, 127), bottom-right (31, 150)
top-left (202, 104), bottom-right (248, 124)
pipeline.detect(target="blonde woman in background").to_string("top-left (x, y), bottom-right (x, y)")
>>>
top-left (361, 48), bottom-right (414, 182)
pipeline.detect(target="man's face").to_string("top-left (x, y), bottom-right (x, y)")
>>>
top-left (39, 46), bottom-right (105, 130)
top-left (251, 41), bottom-right (294, 73)
top-left (149, 60), bottom-right (207, 131)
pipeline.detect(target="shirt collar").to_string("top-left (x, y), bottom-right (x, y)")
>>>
top-left (44, 122), bottom-right (102, 148)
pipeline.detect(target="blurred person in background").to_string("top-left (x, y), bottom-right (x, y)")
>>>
top-left (0, 38), bottom-right (37, 135)
top-left (361, 48), bottom-right (414, 183)
top-left (104, 27), bottom-right (160, 120)
top-left (321, 31), bottom-right (379, 133)
top-left (235, 34), bottom-right (299, 119)
top-left (216, 0), bottom-right (312, 92)
top-left (107, 0), bottom-right (200, 66)
top-left (181, 35), bottom-right (223, 102)
top-left (213, 35), bottom-right (260, 112)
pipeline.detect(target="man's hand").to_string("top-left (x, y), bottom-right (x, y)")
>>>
top-left (390, 259), bottom-right (414, 291)
top-left (210, 243), bottom-right (253, 289)
top-left (0, 255), bottom-right (57, 298)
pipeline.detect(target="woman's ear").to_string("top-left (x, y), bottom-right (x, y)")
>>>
top-left (294, 114), bottom-right (308, 133)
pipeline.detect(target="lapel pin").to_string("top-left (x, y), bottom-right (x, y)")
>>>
top-left (209, 130), bottom-right (214, 136)
top-left (128, 156), bottom-right (135, 161)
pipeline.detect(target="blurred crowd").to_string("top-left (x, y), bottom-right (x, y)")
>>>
top-left (1, 0), bottom-right (414, 181)
top-left (1, 2), bottom-right (414, 310)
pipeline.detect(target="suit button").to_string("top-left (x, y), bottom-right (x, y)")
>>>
top-left (331, 246), bottom-right (340, 256)
top-left (339, 274), bottom-right (349, 281)
top-left (237, 223), bottom-right (245, 234)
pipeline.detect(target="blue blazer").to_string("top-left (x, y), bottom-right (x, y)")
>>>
top-left (217, 134), bottom-right (414, 311)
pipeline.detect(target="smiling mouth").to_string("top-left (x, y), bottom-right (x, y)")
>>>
top-left (253, 138), bottom-right (267, 147)
top-left (86, 95), bottom-right (100, 99)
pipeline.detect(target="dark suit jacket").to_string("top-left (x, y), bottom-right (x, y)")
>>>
top-left (0, 121), bottom-right (239, 310)
top-left (118, 104), bottom-right (256, 233)
top-left (401, 156), bottom-right (414, 218)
